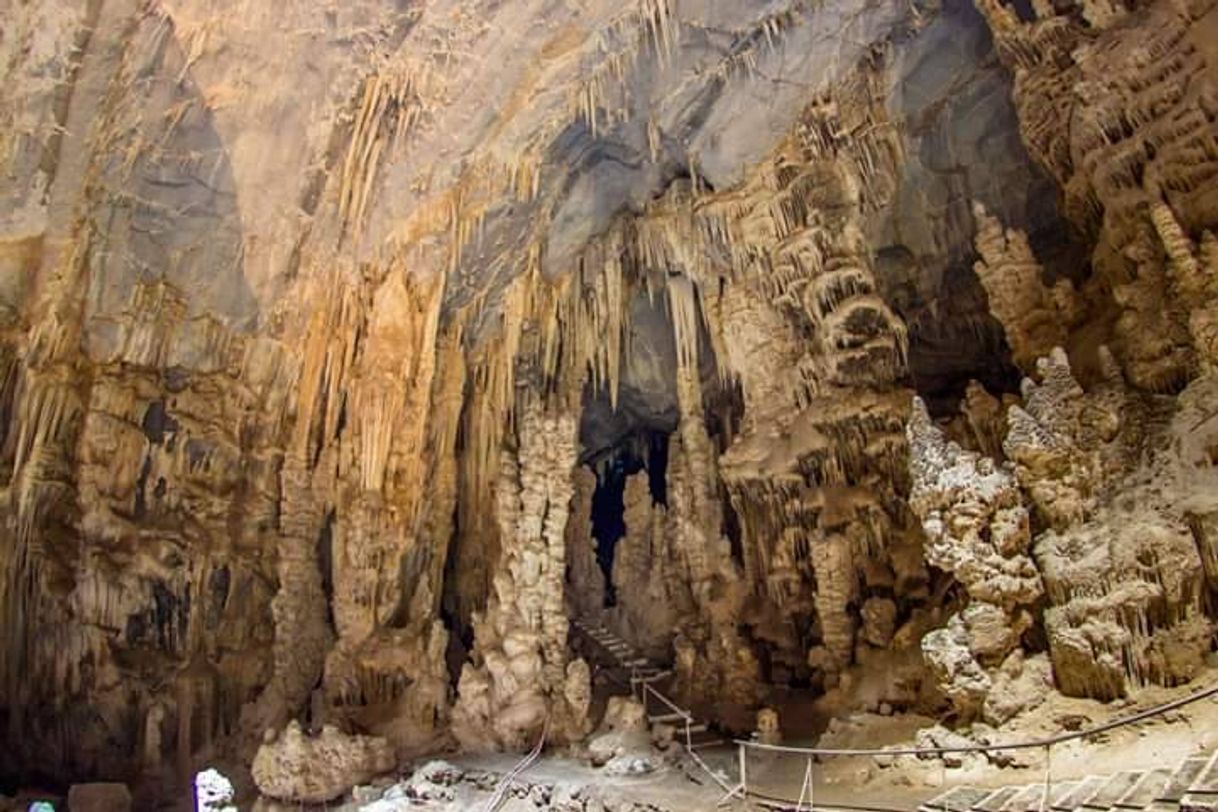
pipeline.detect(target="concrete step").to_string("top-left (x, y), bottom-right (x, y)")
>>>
top-left (1046, 783), bottom-right (1084, 811)
top-left (1083, 772), bottom-right (1146, 810)
top-left (1116, 768), bottom-right (1174, 809)
top-left (1181, 795), bottom-right (1218, 812)
top-left (649, 712), bottom-right (688, 724)
top-left (1001, 784), bottom-right (1046, 812)
top-left (1161, 759), bottom-right (1212, 804)
top-left (1192, 752), bottom-right (1218, 795)
top-left (1145, 802), bottom-right (1178, 812)
top-left (1053, 777), bottom-right (1109, 811)
top-left (921, 785), bottom-right (993, 812)
top-left (633, 669), bottom-right (669, 680)
top-left (689, 738), bottom-right (727, 750)
top-left (917, 751), bottom-right (1218, 812)
top-left (976, 786), bottom-right (1023, 812)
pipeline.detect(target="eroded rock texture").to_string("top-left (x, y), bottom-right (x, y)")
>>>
top-left (1, 0), bottom-right (1217, 803)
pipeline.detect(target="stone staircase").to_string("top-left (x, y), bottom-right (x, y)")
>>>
top-left (920, 752), bottom-right (1218, 812)
top-left (569, 619), bottom-right (726, 750)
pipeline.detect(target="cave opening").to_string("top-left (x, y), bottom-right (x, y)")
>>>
top-left (587, 432), bottom-right (670, 607)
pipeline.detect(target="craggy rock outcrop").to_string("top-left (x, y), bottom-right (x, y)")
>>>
top-left (586, 696), bottom-right (655, 772)
top-left (251, 722), bottom-right (394, 804)
top-left (1013, 356), bottom-right (1218, 699)
top-left (907, 397), bottom-right (1041, 718)
top-left (971, 203), bottom-right (1077, 372)
top-left (908, 398), bottom-right (1041, 611)
top-left (608, 472), bottom-right (679, 658)
top-left (1002, 349), bottom-right (1112, 531)
top-left (975, 0), bottom-right (1218, 391)
top-left (453, 406), bottom-right (591, 750)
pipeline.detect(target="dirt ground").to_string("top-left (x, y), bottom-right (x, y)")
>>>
top-left (440, 663), bottom-right (1218, 811)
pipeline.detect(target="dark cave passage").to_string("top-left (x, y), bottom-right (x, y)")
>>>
top-left (588, 432), bottom-right (669, 607)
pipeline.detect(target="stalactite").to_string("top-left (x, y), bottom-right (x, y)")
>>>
top-left (339, 58), bottom-right (436, 241)
top-left (971, 202), bottom-right (1071, 372)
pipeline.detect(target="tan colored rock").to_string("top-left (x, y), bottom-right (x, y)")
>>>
top-left (960, 602), bottom-right (1028, 667)
top-left (971, 202), bottom-right (1071, 373)
top-left (981, 652), bottom-right (1052, 725)
top-left (1002, 350), bottom-right (1102, 532)
top-left (755, 708), bottom-right (782, 745)
top-left (5, 0), bottom-right (1218, 790)
top-left (588, 697), bottom-right (652, 768)
top-left (921, 617), bottom-right (992, 719)
top-left (452, 404), bottom-right (590, 750)
top-left (67, 784), bottom-right (131, 812)
top-left (1036, 515), bottom-right (1211, 698)
top-left (860, 598), bottom-right (898, 648)
top-left (251, 722), bottom-right (394, 804)
top-left (908, 397), bottom-right (1042, 611)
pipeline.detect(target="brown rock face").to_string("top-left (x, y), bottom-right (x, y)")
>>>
top-left (1, 0), bottom-right (1217, 802)
top-left (66, 784), bottom-right (132, 812)
top-left (250, 722), bottom-right (394, 804)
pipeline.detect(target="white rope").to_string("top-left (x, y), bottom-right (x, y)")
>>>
top-left (794, 758), bottom-right (814, 811)
top-left (483, 716), bottom-right (550, 812)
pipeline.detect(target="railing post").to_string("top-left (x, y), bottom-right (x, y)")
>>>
top-left (1040, 743), bottom-right (1052, 812)
top-left (809, 755), bottom-right (815, 812)
top-left (739, 742), bottom-right (748, 796)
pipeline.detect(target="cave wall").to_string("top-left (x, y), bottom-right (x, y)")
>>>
top-left (0, 0), bottom-right (1216, 800)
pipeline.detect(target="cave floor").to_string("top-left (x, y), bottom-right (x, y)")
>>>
top-left (736, 665), bottom-right (1218, 809)
top-left (443, 666), bottom-right (1218, 812)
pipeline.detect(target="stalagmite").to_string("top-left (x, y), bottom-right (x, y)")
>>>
top-left (907, 396), bottom-right (1043, 718)
top-left (453, 404), bottom-right (590, 750)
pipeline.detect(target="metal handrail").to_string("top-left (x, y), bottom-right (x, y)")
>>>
top-left (733, 680), bottom-right (1218, 757)
top-left (644, 682), bottom-right (692, 722)
top-left (483, 715), bottom-right (550, 812)
top-left (720, 679), bottom-right (1218, 810)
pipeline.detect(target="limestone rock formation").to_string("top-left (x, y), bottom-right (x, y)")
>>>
top-left (2, 0), bottom-right (1218, 802)
top-left (586, 696), bottom-right (654, 770)
top-left (608, 471), bottom-right (679, 658)
top-left (908, 397), bottom-right (1041, 611)
top-left (971, 202), bottom-right (1078, 373)
top-left (907, 396), bottom-right (1043, 719)
top-left (251, 722), bottom-right (394, 804)
top-left (975, 0), bottom-right (1218, 391)
top-left (453, 406), bottom-right (591, 750)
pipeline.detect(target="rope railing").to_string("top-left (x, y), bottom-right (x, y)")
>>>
top-left (642, 682), bottom-right (692, 722)
top-left (482, 716), bottom-right (550, 812)
top-left (733, 681), bottom-right (1218, 756)
top-left (630, 673), bottom-right (740, 793)
top-left (720, 680), bottom-right (1218, 810)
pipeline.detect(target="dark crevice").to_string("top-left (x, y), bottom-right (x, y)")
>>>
top-left (316, 509), bottom-right (336, 632)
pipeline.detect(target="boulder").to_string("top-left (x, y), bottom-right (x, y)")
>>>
top-left (67, 784), bottom-right (131, 812)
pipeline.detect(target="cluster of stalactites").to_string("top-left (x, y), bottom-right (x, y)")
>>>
top-left (971, 202), bottom-right (1078, 373)
top-left (338, 56), bottom-right (439, 243)
top-left (971, 0), bottom-right (1218, 392)
top-left (1149, 198), bottom-right (1218, 372)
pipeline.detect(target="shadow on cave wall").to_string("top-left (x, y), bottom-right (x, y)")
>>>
top-left (872, 0), bottom-right (1089, 413)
